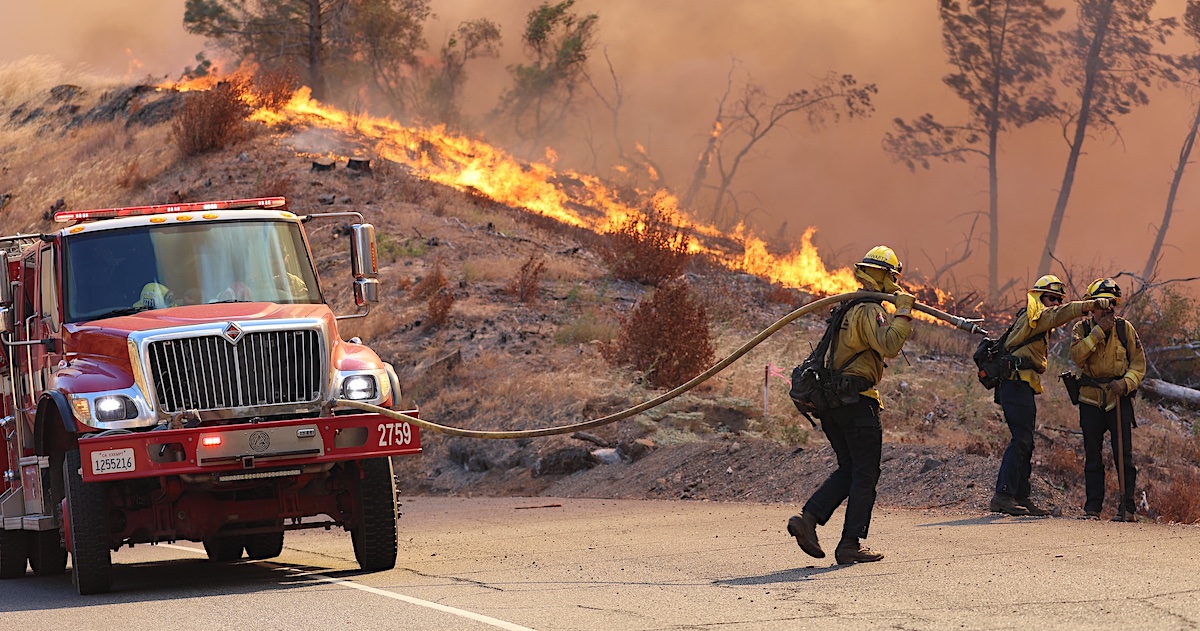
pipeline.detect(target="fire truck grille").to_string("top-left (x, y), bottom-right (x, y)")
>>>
top-left (147, 330), bottom-right (323, 413)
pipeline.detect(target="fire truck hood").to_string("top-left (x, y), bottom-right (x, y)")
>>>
top-left (69, 302), bottom-right (334, 335)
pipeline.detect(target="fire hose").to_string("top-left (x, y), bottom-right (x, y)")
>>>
top-left (337, 290), bottom-right (987, 440)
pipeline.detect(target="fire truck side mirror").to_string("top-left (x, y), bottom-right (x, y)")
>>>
top-left (0, 257), bottom-right (10, 306)
top-left (349, 223), bottom-right (378, 280)
top-left (353, 277), bottom-right (380, 306)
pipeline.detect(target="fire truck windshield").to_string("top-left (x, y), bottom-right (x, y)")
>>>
top-left (62, 219), bottom-right (322, 322)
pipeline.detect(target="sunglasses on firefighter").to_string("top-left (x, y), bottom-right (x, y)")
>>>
top-left (1043, 295), bottom-right (1063, 305)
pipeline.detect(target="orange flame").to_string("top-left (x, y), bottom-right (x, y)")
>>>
top-left (237, 86), bottom-right (930, 301)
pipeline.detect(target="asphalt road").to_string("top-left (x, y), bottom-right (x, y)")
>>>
top-left (2, 497), bottom-right (1198, 630)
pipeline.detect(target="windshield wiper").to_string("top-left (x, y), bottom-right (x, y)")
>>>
top-left (88, 306), bottom-right (151, 320)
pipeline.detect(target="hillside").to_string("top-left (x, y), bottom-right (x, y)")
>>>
top-left (1, 73), bottom-right (1198, 524)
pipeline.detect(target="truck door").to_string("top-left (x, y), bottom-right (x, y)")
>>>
top-left (15, 253), bottom-right (37, 424)
top-left (34, 244), bottom-right (63, 397)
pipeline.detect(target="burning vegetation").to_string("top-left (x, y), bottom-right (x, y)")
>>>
top-left (1, 1), bottom-right (1199, 524)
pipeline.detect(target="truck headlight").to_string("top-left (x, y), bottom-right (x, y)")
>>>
top-left (341, 375), bottom-right (377, 401)
top-left (94, 395), bottom-right (138, 422)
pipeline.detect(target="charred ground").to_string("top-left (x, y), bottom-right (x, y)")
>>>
top-left (1, 81), bottom-right (1198, 524)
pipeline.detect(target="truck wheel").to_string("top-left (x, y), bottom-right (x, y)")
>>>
top-left (0, 529), bottom-right (28, 579)
top-left (64, 449), bottom-right (112, 595)
top-left (202, 536), bottom-right (245, 562)
top-left (27, 530), bottom-right (67, 576)
top-left (350, 458), bottom-right (397, 572)
top-left (244, 531), bottom-right (284, 560)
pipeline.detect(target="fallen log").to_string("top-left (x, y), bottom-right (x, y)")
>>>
top-left (1139, 378), bottom-right (1200, 407)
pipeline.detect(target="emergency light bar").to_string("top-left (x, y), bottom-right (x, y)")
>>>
top-left (53, 197), bottom-right (288, 223)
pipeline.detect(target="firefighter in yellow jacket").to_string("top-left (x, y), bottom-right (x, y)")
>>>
top-left (1069, 278), bottom-right (1145, 521)
top-left (787, 245), bottom-right (914, 564)
top-left (990, 275), bottom-right (1111, 516)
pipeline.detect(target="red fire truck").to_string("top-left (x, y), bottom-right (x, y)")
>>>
top-left (0, 197), bottom-right (420, 594)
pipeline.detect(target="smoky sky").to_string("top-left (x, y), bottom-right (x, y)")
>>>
top-left (3, 0), bottom-right (1197, 295)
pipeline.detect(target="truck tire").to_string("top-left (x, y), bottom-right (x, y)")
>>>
top-left (244, 531), bottom-right (284, 560)
top-left (64, 449), bottom-right (112, 595)
top-left (202, 536), bottom-right (245, 562)
top-left (0, 529), bottom-right (28, 579)
top-left (350, 458), bottom-right (397, 572)
top-left (27, 529), bottom-right (67, 576)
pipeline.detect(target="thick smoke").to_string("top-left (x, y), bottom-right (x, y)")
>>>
top-left (433, 0), bottom-right (1199, 295)
top-left (3, 0), bottom-right (1195, 295)
top-left (0, 1), bottom-right (205, 80)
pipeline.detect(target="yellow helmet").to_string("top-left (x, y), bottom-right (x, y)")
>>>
top-left (856, 245), bottom-right (902, 275)
top-left (1085, 277), bottom-right (1121, 303)
top-left (134, 282), bottom-right (175, 309)
top-left (1031, 274), bottom-right (1066, 297)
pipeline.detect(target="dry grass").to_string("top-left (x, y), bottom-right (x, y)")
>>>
top-left (72, 122), bottom-right (132, 161)
top-left (411, 260), bottom-right (449, 300)
top-left (0, 56), bottom-right (121, 108)
top-left (461, 256), bottom-right (519, 283)
top-left (115, 159), bottom-right (151, 190)
top-left (555, 308), bottom-right (619, 345)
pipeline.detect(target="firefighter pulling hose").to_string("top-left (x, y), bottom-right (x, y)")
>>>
top-left (338, 289), bottom-right (987, 439)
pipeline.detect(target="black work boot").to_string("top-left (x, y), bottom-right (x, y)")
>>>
top-left (1015, 497), bottom-right (1050, 517)
top-left (989, 492), bottom-right (1030, 516)
top-left (787, 512), bottom-right (825, 558)
top-left (834, 539), bottom-right (884, 565)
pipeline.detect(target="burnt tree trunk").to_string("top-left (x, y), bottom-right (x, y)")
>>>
top-left (307, 0), bottom-right (325, 101)
top-left (1140, 378), bottom-right (1200, 407)
top-left (1038, 0), bottom-right (1113, 278)
top-left (1141, 100), bottom-right (1200, 289)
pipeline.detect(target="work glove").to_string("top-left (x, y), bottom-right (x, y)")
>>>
top-left (1107, 378), bottom-right (1129, 396)
top-left (1095, 309), bottom-right (1116, 333)
top-left (1086, 297), bottom-right (1112, 311)
top-left (893, 292), bottom-right (916, 319)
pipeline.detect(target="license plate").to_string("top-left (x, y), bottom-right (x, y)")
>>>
top-left (90, 448), bottom-right (136, 475)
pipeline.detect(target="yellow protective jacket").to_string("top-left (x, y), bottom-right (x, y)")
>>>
top-left (829, 300), bottom-right (913, 405)
top-left (1069, 317), bottom-right (1146, 411)
top-left (1004, 301), bottom-right (1091, 394)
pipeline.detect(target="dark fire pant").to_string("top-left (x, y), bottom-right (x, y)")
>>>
top-left (995, 379), bottom-right (1036, 499)
top-left (1080, 397), bottom-right (1137, 514)
top-left (804, 397), bottom-right (882, 544)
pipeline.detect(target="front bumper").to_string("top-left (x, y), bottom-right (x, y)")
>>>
top-left (78, 412), bottom-right (421, 483)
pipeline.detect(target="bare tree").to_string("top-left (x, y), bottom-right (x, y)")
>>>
top-left (1142, 1), bottom-right (1200, 290)
top-left (586, 49), bottom-right (670, 189)
top-left (884, 0), bottom-right (1062, 299)
top-left (685, 69), bottom-right (876, 227)
top-left (1037, 0), bottom-right (1176, 277)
